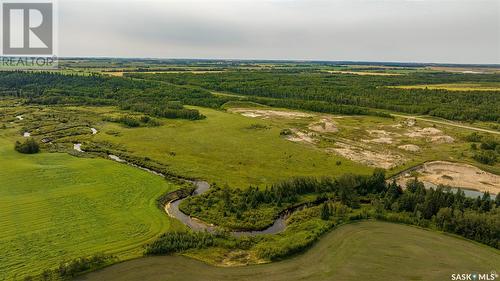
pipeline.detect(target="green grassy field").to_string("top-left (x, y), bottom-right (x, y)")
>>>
top-left (0, 135), bottom-right (182, 280)
top-left (78, 221), bottom-right (500, 281)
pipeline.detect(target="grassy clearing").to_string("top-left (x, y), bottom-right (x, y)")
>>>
top-left (388, 82), bottom-right (500, 91)
top-left (94, 106), bottom-right (372, 187)
top-left (224, 104), bottom-right (500, 176)
top-left (78, 221), bottom-right (500, 281)
top-left (6, 101), bottom-right (499, 186)
top-left (0, 132), bottom-right (182, 280)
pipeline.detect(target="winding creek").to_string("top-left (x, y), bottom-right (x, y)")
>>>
top-left (104, 154), bottom-right (293, 236)
top-left (165, 181), bottom-right (299, 236)
top-left (84, 152), bottom-right (495, 236)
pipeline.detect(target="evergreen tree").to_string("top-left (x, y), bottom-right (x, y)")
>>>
top-left (320, 203), bottom-right (331, 220)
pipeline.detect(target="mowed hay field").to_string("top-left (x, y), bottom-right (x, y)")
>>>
top-left (95, 106), bottom-right (372, 187)
top-left (79, 221), bottom-right (500, 281)
top-left (0, 136), bottom-right (181, 280)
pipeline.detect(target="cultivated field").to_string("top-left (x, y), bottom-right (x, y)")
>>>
top-left (388, 82), bottom-right (500, 91)
top-left (78, 221), bottom-right (500, 281)
top-left (0, 134), bottom-right (181, 280)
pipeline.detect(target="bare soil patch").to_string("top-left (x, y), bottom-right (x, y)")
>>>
top-left (395, 161), bottom-right (500, 194)
top-left (405, 127), bottom-right (454, 144)
top-left (230, 108), bottom-right (313, 119)
top-left (398, 144), bottom-right (420, 152)
top-left (363, 130), bottom-right (400, 144)
top-left (285, 129), bottom-right (317, 144)
top-left (328, 142), bottom-right (404, 169)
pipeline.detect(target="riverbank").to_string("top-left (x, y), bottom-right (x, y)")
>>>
top-left (393, 161), bottom-right (499, 195)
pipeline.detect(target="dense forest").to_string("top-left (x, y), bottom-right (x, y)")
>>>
top-left (2, 70), bottom-right (496, 122)
top-left (0, 72), bottom-right (220, 120)
top-left (131, 71), bottom-right (500, 122)
top-left (180, 172), bottom-right (385, 230)
top-left (178, 170), bottom-right (499, 249)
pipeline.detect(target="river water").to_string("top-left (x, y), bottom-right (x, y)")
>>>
top-left (422, 181), bottom-right (489, 198)
top-left (166, 181), bottom-right (291, 236)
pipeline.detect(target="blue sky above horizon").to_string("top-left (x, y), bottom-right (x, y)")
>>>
top-left (58, 0), bottom-right (500, 64)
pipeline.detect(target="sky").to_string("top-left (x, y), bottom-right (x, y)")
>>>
top-left (58, 0), bottom-right (500, 64)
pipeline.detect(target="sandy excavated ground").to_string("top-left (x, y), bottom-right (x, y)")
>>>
top-left (229, 108), bottom-right (313, 119)
top-left (362, 130), bottom-right (401, 144)
top-left (395, 161), bottom-right (500, 194)
top-left (405, 127), bottom-right (455, 144)
top-left (231, 109), bottom-right (463, 172)
top-left (308, 118), bottom-right (338, 133)
top-left (328, 142), bottom-right (404, 169)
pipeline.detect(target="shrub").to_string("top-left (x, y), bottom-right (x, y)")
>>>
top-left (280, 128), bottom-right (292, 136)
top-left (22, 253), bottom-right (115, 281)
top-left (15, 138), bottom-right (40, 154)
top-left (144, 231), bottom-right (216, 255)
top-left (473, 150), bottom-right (497, 165)
top-left (118, 116), bottom-right (141, 127)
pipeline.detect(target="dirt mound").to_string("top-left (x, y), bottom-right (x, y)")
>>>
top-left (285, 129), bottom-right (317, 144)
top-left (430, 135), bottom-right (455, 144)
top-left (405, 127), bottom-right (442, 137)
top-left (403, 119), bottom-right (416, 127)
top-left (308, 118), bottom-right (338, 133)
top-left (395, 161), bottom-right (500, 194)
top-left (398, 144), bottom-right (420, 152)
top-left (405, 127), bottom-right (454, 144)
top-left (230, 108), bottom-right (313, 119)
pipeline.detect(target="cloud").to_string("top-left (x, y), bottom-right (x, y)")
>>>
top-left (58, 0), bottom-right (500, 63)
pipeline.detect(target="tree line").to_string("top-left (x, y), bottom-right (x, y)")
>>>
top-left (179, 170), bottom-right (386, 230)
top-left (132, 71), bottom-right (500, 122)
top-left (379, 178), bottom-right (499, 248)
top-left (0, 71), bottom-right (212, 120)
